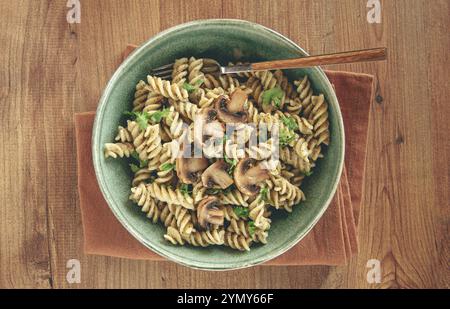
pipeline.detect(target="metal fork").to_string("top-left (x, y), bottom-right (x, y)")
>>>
top-left (151, 47), bottom-right (387, 80)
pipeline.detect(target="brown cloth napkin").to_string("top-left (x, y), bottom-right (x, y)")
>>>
top-left (75, 45), bottom-right (374, 265)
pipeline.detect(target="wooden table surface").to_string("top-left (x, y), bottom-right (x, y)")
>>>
top-left (0, 0), bottom-right (448, 289)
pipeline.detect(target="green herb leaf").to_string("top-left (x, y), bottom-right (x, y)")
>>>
top-left (304, 170), bottom-right (313, 177)
top-left (279, 128), bottom-right (296, 147)
top-left (194, 79), bottom-right (204, 86)
top-left (129, 163), bottom-right (140, 173)
top-left (130, 151), bottom-right (148, 168)
top-left (126, 111), bottom-right (150, 130)
top-left (182, 82), bottom-right (196, 93)
top-left (273, 96), bottom-right (281, 108)
top-left (131, 151), bottom-right (140, 162)
top-left (206, 188), bottom-right (222, 195)
top-left (160, 162), bottom-right (175, 171)
top-left (123, 111), bottom-right (135, 119)
top-left (223, 153), bottom-right (237, 175)
top-left (221, 135), bottom-right (228, 144)
top-left (259, 185), bottom-right (269, 201)
top-left (180, 183), bottom-right (192, 196)
top-left (281, 115), bottom-right (299, 131)
top-left (261, 86), bottom-right (284, 107)
top-left (150, 108), bottom-right (170, 123)
top-left (183, 79), bottom-right (204, 94)
top-left (233, 206), bottom-right (249, 219)
top-left (248, 221), bottom-right (256, 236)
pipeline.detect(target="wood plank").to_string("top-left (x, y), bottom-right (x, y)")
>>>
top-left (0, 0), bottom-right (54, 288)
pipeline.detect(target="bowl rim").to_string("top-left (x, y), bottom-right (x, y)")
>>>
top-left (92, 18), bottom-right (345, 270)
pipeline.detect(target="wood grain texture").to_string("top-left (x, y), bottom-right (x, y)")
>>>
top-left (0, 0), bottom-right (448, 288)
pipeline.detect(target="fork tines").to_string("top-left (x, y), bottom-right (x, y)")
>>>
top-left (151, 62), bottom-right (174, 80)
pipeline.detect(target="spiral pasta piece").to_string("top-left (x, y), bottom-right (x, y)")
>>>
top-left (284, 97), bottom-right (303, 114)
top-left (115, 126), bottom-right (132, 143)
top-left (142, 182), bottom-right (195, 209)
top-left (281, 168), bottom-right (305, 188)
top-left (224, 231), bottom-right (252, 251)
top-left (172, 57), bottom-right (189, 85)
top-left (132, 168), bottom-right (153, 187)
top-left (227, 219), bottom-right (268, 244)
top-left (132, 80), bottom-right (165, 112)
top-left (155, 141), bottom-right (177, 184)
top-left (268, 174), bottom-right (305, 211)
top-left (159, 203), bottom-right (177, 228)
top-left (204, 73), bottom-right (240, 92)
top-left (183, 228), bottom-right (225, 247)
top-left (218, 189), bottom-right (250, 206)
top-left (248, 196), bottom-right (271, 231)
top-left (164, 226), bottom-right (185, 245)
top-left (220, 205), bottom-right (242, 221)
top-left (294, 76), bottom-right (314, 118)
top-left (192, 181), bottom-right (207, 204)
top-left (104, 142), bottom-right (134, 158)
top-left (162, 106), bottom-right (186, 139)
top-left (310, 94), bottom-right (330, 146)
top-left (140, 195), bottom-right (161, 223)
top-left (279, 146), bottom-right (313, 173)
top-left (187, 57), bottom-right (205, 85)
top-left (129, 183), bottom-right (160, 223)
top-left (167, 203), bottom-right (194, 236)
top-left (126, 120), bottom-right (162, 164)
top-left (147, 75), bottom-right (189, 101)
top-left (172, 99), bottom-right (200, 122)
top-left (198, 87), bottom-right (226, 108)
top-left (293, 137), bottom-right (311, 162)
top-left (253, 70), bottom-right (278, 90)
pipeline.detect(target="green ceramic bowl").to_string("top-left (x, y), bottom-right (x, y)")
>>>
top-left (93, 19), bottom-right (345, 270)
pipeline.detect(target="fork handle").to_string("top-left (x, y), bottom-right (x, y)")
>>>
top-left (251, 47), bottom-right (387, 71)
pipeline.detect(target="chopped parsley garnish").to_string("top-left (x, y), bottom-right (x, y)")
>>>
top-left (123, 111), bottom-right (151, 130)
top-left (180, 183), bottom-right (192, 196)
top-left (206, 188), bottom-right (222, 195)
top-left (129, 163), bottom-right (140, 173)
top-left (248, 221), bottom-right (256, 236)
top-left (129, 151), bottom-right (148, 172)
top-left (259, 185), bottom-right (269, 201)
top-left (261, 86), bottom-right (284, 108)
top-left (281, 115), bottom-right (299, 131)
top-left (233, 206), bottom-right (249, 219)
top-left (279, 128), bottom-right (296, 147)
top-left (223, 153), bottom-right (237, 175)
top-left (182, 79), bottom-right (204, 94)
top-left (149, 108), bottom-right (170, 123)
top-left (304, 170), bottom-right (313, 177)
top-left (160, 162), bottom-right (175, 171)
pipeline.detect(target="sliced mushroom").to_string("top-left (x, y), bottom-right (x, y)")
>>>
top-left (176, 155), bottom-right (209, 184)
top-left (201, 160), bottom-right (234, 189)
top-left (215, 89), bottom-right (249, 123)
top-left (197, 196), bottom-right (224, 229)
top-left (234, 158), bottom-right (270, 196)
top-left (194, 108), bottom-right (224, 147)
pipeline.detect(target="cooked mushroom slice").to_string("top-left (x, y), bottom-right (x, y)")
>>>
top-left (176, 156), bottom-right (209, 184)
top-left (234, 158), bottom-right (270, 196)
top-left (197, 196), bottom-right (224, 229)
top-left (201, 160), bottom-right (234, 189)
top-left (194, 108), bottom-right (224, 146)
top-left (215, 89), bottom-right (249, 123)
